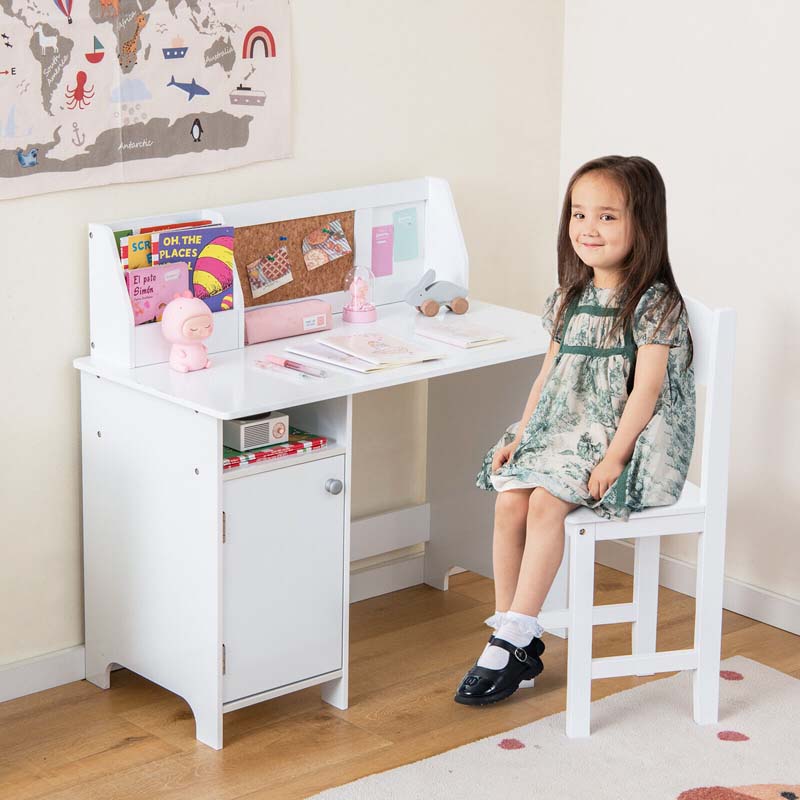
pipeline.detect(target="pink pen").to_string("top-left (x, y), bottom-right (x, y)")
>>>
top-left (264, 354), bottom-right (327, 378)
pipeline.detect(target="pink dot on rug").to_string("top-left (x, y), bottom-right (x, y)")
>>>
top-left (498, 738), bottom-right (525, 750)
top-left (717, 730), bottom-right (749, 741)
top-left (720, 670), bottom-right (744, 680)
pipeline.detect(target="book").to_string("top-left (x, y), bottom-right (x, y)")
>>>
top-left (125, 262), bottom-right (190, 325)
top-left (114, 222), bottom-right (213, 261)
top-left (284, 340), bottom-right (400, 374)
top-left (223, 427), bottom-right (329, 471)
top-left (316, 332), bottom-right (445, 367)
top-left (139, 219), bottom-right (213, 235)
top-left (153, 225), bottom-right (235, 313)
top-left (113, 228), bottom-right (133, 258)
top-left (414, 319), bottom-right (508, 348)
top-left (120, 232), bottom-right (154, 269)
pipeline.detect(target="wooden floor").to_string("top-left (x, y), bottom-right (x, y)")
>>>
top-left (2, 564), bottom-right (798, 800)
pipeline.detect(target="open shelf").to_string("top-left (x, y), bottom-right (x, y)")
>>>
top-left (88, 209), bottom-right (245, 369)
top-left (222, 442), bottom-right (345, 481)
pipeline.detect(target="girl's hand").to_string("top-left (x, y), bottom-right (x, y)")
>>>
top-left (588, 456), bottom-right (626, 500)
top-left (491, 441), bottom-right (518, 473)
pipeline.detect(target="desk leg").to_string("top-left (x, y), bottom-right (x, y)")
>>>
top-left (424, 357), bottom-right (540, 587)
top-left (423, 357), bottom-right (569, 637)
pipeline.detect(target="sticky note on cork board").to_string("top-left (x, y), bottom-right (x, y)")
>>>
top-left (392, 208), bottom-right (418, 261)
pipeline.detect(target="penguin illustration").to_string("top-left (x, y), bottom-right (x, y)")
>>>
top-left (16, 147), bottom-right (39, 167)
top-left (190, 117), bottom-right (203, 142)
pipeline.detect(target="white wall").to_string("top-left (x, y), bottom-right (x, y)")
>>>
top-left (560, 0), bottom-right (799, 600)
top-left (0, 1), bottom-right (565, 665)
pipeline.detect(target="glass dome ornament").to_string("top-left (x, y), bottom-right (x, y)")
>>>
top-left (342, 264), bottom-right (377, 323)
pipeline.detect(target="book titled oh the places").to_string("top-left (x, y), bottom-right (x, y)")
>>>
top-left (153, 225), bottom-right (235, 313)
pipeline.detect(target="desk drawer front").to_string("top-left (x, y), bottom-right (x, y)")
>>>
top-left (222, 454), bottom-right (345, 703)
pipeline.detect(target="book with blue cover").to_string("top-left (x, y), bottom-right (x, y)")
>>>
top-left (153, 225), bottom-right (235, 313)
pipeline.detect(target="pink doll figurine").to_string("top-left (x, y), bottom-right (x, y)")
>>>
top-left (351, 276), bottom-right (369, 310)
top-left (161, 291), bottom-right (214, 372)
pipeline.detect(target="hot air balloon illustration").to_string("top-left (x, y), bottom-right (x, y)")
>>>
top-left (53, 0), bottom-right (73, 24)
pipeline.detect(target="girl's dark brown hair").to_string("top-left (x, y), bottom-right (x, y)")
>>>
top-left (551, 155), bottom-right (693, 364)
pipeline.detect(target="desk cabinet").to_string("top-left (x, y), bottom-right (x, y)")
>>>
top-left (223, 455), bottom-right (346, 703)
top-left (80, 373), bottom-right (352, 749)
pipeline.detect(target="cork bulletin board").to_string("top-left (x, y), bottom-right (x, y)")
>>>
top-left (234, 211), bottom-right (356, 308)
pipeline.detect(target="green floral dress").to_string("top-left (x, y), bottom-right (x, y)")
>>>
top-left (475, 280), bottom-right (696, 521)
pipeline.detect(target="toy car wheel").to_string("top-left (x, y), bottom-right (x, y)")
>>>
top-left (420, 299), bottom-right (440, 317)
top-left (448, 297), bottom-right (469, 314)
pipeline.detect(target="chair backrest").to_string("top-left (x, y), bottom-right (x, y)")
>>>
top-left (683, 296), bottom-right (736, 520)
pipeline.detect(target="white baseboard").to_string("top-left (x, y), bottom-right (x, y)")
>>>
top-left (351, 507), bottom-right (800, 637)
top-left (4, 514), bottom-right (797, 707)
top-left (595, 540), bottom-right (800, 636)
top-left (351, 504), bottom-right (430, 562)
top-left (350, 540), bottom-right (800, 638)
top-left (0, 645), bottom-right (85, 704)
top-left (350, 552), bottom-right (425, 603)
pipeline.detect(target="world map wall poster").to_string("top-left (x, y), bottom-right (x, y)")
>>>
top-left (0, 0), bottom-right (291, 199)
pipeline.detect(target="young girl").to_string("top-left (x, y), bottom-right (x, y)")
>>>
top-left (454, 155), bottom-right (696, 706)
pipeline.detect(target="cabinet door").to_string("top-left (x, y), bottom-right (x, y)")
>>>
top-left (223, 455), bottom-right (345, 703)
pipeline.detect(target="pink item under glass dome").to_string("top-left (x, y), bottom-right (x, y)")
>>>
top-left (342, 265), bottom-right (377, 323)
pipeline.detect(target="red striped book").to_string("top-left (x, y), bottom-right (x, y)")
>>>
top-left (223, 427), bottom-right (328, 471)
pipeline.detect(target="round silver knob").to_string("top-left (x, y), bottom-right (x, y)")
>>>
top-left (325, 478), bottom-right (343, 495)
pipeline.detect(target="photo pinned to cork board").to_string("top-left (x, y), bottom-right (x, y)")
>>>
top-left (233, 211), bottom-right (356, 308)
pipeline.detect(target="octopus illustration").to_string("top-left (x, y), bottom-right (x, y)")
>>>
top-left (65, 71), bottom-right (94, 109)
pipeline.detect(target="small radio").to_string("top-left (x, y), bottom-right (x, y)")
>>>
top-left (223, 411), bottom-right (289, 451)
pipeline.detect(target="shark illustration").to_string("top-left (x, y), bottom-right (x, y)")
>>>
top-left (167, 75), bottom-right (209, 101)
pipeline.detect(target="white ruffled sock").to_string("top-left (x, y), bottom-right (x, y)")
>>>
top-left (476, 610), bottom-right (544, 684)
top-left (483, 610), bottom-right (506, 631)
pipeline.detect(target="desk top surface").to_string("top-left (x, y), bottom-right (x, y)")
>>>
top-left (74, 300), bottom-right (549, 419)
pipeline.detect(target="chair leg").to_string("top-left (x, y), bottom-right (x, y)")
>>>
top-left (632, 535), bottom-right (660, 675)
top-left (693, 524), bottom-right (725, 725)
top-left (566, 523), bottom-right (596, 738)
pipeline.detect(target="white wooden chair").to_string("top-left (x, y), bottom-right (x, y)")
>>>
top-left (537, 296), bottom-right (736, 737)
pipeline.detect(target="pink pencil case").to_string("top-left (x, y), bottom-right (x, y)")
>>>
top-left (245, 298), bottom-right (333, 344)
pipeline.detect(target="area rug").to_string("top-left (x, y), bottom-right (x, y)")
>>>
top-left (309, 656), bottom-right (799, 799)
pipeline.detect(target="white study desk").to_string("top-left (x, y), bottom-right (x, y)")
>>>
top-left (74, 298), bottom-right (562, 749)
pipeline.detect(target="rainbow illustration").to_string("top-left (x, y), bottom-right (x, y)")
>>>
top-left (242, 25), bottom-right (276, 59)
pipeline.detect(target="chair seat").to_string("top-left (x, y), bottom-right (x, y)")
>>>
top-left (564, 480), bottom-right (704, 526)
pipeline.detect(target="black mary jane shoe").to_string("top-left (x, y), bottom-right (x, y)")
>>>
top-left (454, 634), bottom-right (545, 706)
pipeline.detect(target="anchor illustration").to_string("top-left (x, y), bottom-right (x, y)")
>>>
top-left (71, 121), bottom-right (85, 145)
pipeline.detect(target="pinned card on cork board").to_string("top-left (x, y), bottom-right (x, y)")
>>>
top-left (233, 211), bottom-right (356, 308)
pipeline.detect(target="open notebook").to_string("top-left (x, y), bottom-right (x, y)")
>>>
top-left (285, 341), bottom-right (389, 373)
